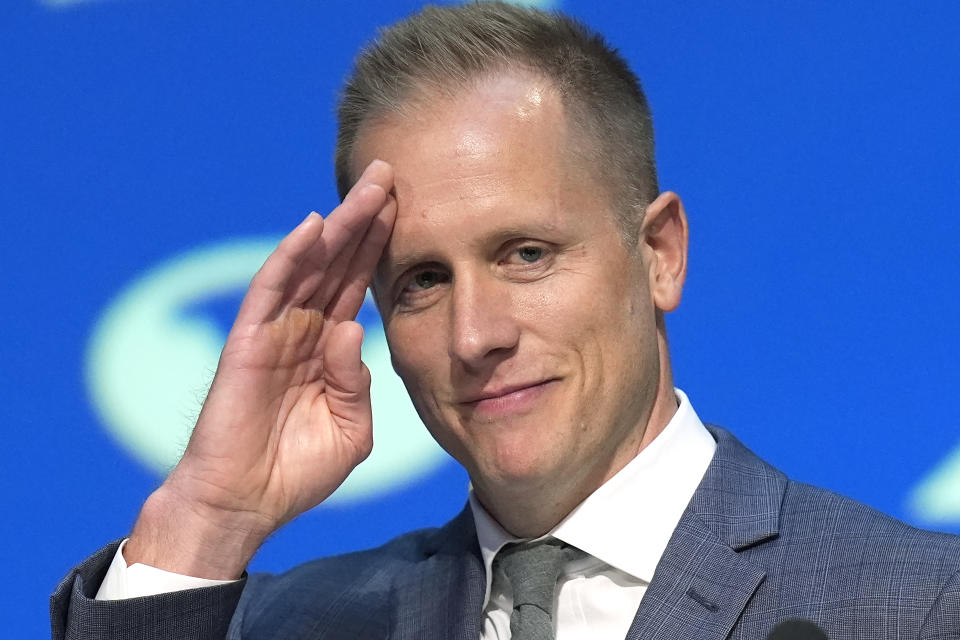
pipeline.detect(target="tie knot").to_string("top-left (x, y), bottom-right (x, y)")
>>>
top-left (493, 539), bottom-right (579, 612)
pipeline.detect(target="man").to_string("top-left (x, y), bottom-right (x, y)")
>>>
top-left (52, 3), bottom-right (960, 639)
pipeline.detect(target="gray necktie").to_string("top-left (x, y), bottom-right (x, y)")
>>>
top-left (493, 539), bottom-right (581, 640)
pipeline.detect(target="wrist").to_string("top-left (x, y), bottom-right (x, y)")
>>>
top-left (125, 484), bottom-right (273, 580)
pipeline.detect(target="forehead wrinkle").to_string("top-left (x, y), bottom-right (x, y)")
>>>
top-left (403, 171), bottom-right (516, 207)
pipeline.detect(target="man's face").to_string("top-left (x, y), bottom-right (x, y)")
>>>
top-left (358, 72), bottom-right (664, 516)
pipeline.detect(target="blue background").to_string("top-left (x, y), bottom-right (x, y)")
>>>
top-left (2, 1), bottom-right (959, 636)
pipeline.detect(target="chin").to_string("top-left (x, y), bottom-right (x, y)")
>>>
top-left (477, 444), bottom-right (563, 489)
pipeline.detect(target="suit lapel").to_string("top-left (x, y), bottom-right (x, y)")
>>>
top-left (625, 426), bottom-right (787, 640)
top-left (623, 516), bottom-right (767, 640)
top-left (391, 505), bottom-right (485, 640)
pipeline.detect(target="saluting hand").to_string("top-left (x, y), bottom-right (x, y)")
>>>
top-left (125, 160), bottom-right (396, 579)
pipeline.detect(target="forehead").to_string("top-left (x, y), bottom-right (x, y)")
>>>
top-left (353, 72), bottom-right (617, 273)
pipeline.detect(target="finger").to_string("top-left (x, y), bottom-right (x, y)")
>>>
top-left (323, 193), bottom-right (398, 321)
top-left (347, 159), bottom-right (394, 203)
top-left (236, 212), bottom-right (325, 325)
top-left (285, 183), bottom-right (387, 308)
top-left (301, 160), bottom-right (393, 273)
top-left (323, 321), bottom-right (374, 459)
top-left (283, 161), bottom-right (394, 309)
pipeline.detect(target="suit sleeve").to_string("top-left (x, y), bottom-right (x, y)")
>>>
top-left (51, 540), bottom-right (247, 640)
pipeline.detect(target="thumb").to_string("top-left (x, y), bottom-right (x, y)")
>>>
top-left (323, 321), bottom-right (373, 456)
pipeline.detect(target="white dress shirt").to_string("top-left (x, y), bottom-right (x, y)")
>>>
top-left (472, 388), bottom-right (716, 640)
top-left (96, 389), bottom-right (717, 640)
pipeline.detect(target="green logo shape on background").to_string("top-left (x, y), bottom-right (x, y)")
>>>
top-left (86, 238), bottom-right (449, 504)
top-left (909, 441), bottom-right (960, 525)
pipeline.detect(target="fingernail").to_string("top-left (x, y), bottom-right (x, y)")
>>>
top-left (367, 159), bottom-right (390, 174)
top-left (361, 183), bottom-right (385, 197)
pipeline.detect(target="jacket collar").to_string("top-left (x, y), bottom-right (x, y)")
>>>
top-left (624, 424), bottom-right (786, 640)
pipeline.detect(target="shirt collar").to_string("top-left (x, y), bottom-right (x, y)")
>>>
top-left (469, 388), bottom-right (717, 606)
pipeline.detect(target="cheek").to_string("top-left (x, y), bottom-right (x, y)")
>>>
top-left (384, 320), bottom-right (444, 394)
top-left (556, 273), bottom-right (656, 387)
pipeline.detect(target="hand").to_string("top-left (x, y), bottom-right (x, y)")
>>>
top-left (125, 160), bottom-right (397, 578)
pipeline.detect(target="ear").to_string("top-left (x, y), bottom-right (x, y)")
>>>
top-left (640, 191), bottom-right (688, 313)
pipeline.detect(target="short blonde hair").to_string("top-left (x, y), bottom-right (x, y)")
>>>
top-left (335, 1), bottom-right (659, 238)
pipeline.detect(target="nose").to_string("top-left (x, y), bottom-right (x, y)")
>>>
top-left (449, 273), bottom-right (520, 370)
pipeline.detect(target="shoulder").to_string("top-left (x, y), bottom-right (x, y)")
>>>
top-left (777, 478), bottom-right (960, 575)
top-left (760, 480), bottom-right (960, 634)
top-left (703, 426), bottom-right (960, 633)
top-left (230, 510), bottom-right (474, 638)
top-left (706, 424), bottom-right (960, 567)
top-left (257, 520), bottom-right (451, 591)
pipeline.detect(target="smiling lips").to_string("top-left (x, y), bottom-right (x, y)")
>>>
top-left (459, 379), bottom-right (559, 417)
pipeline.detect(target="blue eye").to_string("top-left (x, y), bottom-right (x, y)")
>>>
top-left (517, 246), bottom-right (543, 263)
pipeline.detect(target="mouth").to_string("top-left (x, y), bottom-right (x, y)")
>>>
top-left (459, 379), bottom-right (560, 417)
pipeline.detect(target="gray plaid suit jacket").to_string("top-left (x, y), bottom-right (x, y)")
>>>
top-left (51, 426), bottom-right (960, 639)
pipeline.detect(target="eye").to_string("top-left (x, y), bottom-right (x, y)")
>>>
top-left (516, 246), bottom-right (544, 263)
top-left (391, 261), bottom-right (451, 311)
top-left (500, 243), bottom-right (553, 278)
top-left (409, 270), bottom-right (448, 291)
